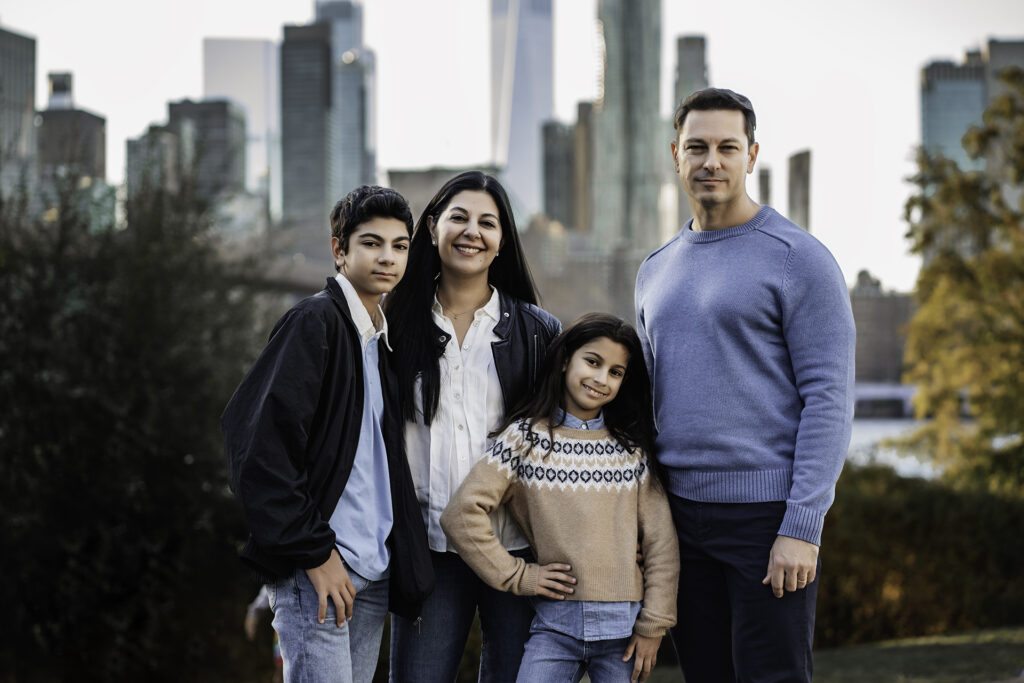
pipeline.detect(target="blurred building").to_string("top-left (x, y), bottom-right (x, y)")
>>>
top-left (758, 167), bottom-right (771, 206)
top-left (126, 123), bottom-right (188, 199)
top-left (36, 73), bottom-right (106, 185)
top-left (316, 0), bottom-right (376, 198)
top-left (167, 98), bottom-right (246, 201)
top-left (541, 121), bottom-right (574, 228)
top-left (849, 270), bottom-right (916, 417)
top-left (921, 38), bottom-right (1024, 172)
top-left (921, 51), bottom-right (987, 172)
top-left (387, 165), bottom-right (501, 223)
top-left (280, 22), bottom-right (332, 228)
top-left (591, 0), bottom-right (662, 254)
top-left (0, 25), bottom-right (37, 197)
top-left (672, 35), bottom-right (709, 230)
top-left (788, 149), bottom-right (811, 232)
top-left (203, 37), bottom-right (281, 220)
top-left (491, 0), bottom-right (554, 218)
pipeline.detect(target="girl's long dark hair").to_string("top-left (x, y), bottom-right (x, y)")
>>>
top-left (492, 313), bottom-right (657, 463)
top-left (385, 171), bottom-right (540, 424)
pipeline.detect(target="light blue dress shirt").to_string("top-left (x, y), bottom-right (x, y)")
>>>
top-left (531, 409), bottom-right (642, 641)
top-left (328, 275), bottom-right (394, 581)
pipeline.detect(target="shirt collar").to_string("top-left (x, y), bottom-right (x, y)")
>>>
top-left (556, 408), bottom-right (605, 431)
top-left (335, 273), bottom-right (391, 351)
top-left (431, 285), bottom-right (500, 322)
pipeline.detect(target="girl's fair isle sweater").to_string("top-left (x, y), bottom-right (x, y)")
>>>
top-left (440, 419), bottom-right (679, 638)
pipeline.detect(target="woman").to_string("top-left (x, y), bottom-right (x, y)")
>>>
top-left (386, 171), bottom-right (561, 683)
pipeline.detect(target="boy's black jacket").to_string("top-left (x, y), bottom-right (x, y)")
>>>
top-left (222, 277), bottom-right (434, 619)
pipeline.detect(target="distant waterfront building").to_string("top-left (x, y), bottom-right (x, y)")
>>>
top-left (491, 0), bottom-right (554, 218)
top-left (591, 0), bottom-right (662, 252)
top-left (541, 120), bottom-right (574, 228)
top-left (573, 101), bottom-right (595, 235)
top-left (788, 150), bottom-right (811, 232)
top-left (673, 35), bottom-right (709, 230)
top-left (203, 38), bottom-right (281, 219)
top-left (758, 167), bottom-right (771, 206)
top-left (315, 0), bottom-right (376, 198)
top-left (280, 22), bottom-right (332, 228)
top-left (36, 72), bottom-right (106, 185)
top-left (0, 25), bottom-right (37, 197)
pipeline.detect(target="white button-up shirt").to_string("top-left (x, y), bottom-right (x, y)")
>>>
top-left (404, 287), bottom-right (529, 553)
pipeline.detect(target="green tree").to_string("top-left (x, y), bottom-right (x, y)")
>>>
top-left (0, 172), bottom-right (277, 680)
top-left (902, 66), bottom-right (1024, 496)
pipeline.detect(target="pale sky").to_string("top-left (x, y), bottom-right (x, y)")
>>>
top-left (3, 0), bottom-right (1023, 292)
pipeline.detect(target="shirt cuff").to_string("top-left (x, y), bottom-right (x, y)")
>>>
top-left (778, 502), bottom-right (824, 546)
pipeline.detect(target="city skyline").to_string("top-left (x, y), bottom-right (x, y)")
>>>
top-left (2, 0), bottom-right (1023, 292)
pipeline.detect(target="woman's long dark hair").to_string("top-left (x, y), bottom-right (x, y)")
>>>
top-left (492, 313), bottom-right (656, 462)
top-left (385, 171), bottom-right (540, 424)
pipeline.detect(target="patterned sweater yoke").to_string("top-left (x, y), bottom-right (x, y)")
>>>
top-left (441, 419), bottom-right (680, 638)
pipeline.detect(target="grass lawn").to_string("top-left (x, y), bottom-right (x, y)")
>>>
top-left (634, 627), bottom-right (1024, 683)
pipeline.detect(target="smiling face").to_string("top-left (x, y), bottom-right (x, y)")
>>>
top-left (332, 216), bottom-right (410, 314)
top-left (672, 108), bottom-right (759, 215)
top-left (429, 190), bottom-right (503, 283)
top-left (562, 336), bottom-right (630, 422)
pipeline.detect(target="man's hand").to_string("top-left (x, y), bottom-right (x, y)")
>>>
top-left (762, 535), bottom-right (819, 598)
top-left (305, 549), bottom-right (356, 625)
top-left (535, 563), bottom-right (576, 599)
top-left (623, 633), bottom-right (661, 682)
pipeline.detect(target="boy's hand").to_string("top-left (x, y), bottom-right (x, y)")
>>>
top-left (623, 633), bottom-right (660, 683)
top-left (305, 549), bottom-right (356, 626)
top-left (535, 563), bottom-right (576, 599)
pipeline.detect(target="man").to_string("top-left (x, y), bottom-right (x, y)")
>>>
top-left (634, 88), bottom-right (855, 682)
top-left (222, 185), bottom-right (434, 682)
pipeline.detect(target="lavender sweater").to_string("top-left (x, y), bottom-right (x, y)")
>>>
top-left (635, 206), bottom-right (855, 545)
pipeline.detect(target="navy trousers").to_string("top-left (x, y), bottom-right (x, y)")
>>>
top-left (668, 497), bottom-right (819, 683)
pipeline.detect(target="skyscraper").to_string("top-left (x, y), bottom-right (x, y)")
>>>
top-left (203, 38), bottom-right (281, 219)
top-left (0, 25), bottom-right (37, 197)
top-left (126, 123), bottom-right (187, 200)
top-left (168, 98), bottom-right (246, 201)
top-left (788, 150), bottom-right (811, 232)
top-left (591, 0), bottom-right (662, 251)
top-left (280, 22), bottom-right (332, 228)
top-left (673, 35), bottom-right (709, 230)
top-left (315, 1), bottom-right (376, 197)
top-left (541, 120), bottom-right (574, 228)
top-left (921, 52), bottom-right (986, 172)
top-left (491, 0), bottom-right (554, 219)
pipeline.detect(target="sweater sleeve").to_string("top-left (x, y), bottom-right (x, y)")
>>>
top-left (633, 462), bottom-right (680, 638)
top-left (778, 244), bottom-right (856, 545)
top-left (439, 431), bottom-right (539, 596)
top-left (222, 306), bottom-right (336, 570)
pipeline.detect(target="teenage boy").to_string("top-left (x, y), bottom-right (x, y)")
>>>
top-left (223, 185), bottom-right (434, 682)
top-left (635, 89), bottom-right (855, 682)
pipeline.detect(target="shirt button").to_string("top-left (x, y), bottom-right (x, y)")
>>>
top-left (457, 424), bottom-right (464, 431)
top-left (454, 364), bottom-right (460, 370)
top-left (454, 393), bottom-right (461, 400)
top-left (472, 320), bottom-right (479, 327)
top-left (463, 344), bottom-right (470, 350)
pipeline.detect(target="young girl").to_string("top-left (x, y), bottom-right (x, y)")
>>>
top-left (385, 171), bottom-right (561, 682)
top-left (440, 314), bottom-right (679, 683)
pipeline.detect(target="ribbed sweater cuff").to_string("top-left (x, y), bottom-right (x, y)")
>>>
top-left (521, 563), bottom-right (540, 596)
top-left (778, 503), bottom-right (824, 546)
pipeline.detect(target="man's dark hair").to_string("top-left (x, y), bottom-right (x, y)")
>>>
top-left (673, 88), bottom-right (757, 146)
top-left (329, 186), bottom-right (414, 266)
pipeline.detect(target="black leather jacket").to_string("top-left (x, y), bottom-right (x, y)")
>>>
top-left (429, 290), bottom-right (562, 409)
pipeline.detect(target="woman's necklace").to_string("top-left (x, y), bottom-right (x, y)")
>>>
top-left (438, 289), bottom-right (491, 321)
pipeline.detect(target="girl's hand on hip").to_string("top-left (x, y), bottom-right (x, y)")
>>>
top-left (535, 563), bottom-right (576, 599)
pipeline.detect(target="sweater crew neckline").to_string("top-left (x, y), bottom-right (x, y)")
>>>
top-left (682, 206), bottom-right (771, 243)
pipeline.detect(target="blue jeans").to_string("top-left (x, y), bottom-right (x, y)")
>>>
top-left (667, 498), bottom-right (819, 683)
top-left (268, 565), bottom-right (389, 683)
top-left (389, 550), bottom-right (534, 683)
top-left (516, 623), bottom-right (635, 683)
